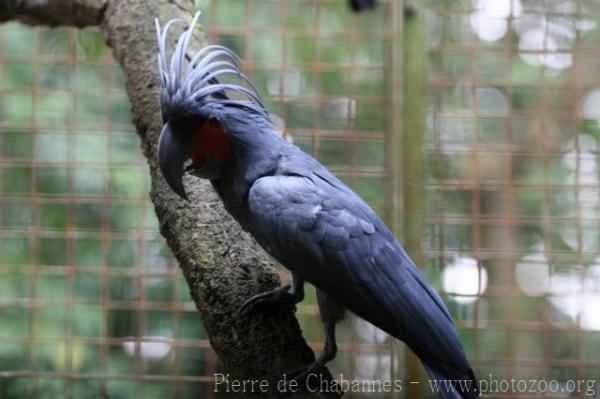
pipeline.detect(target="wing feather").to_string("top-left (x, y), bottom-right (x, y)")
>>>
top-left (247, 173), bottom-right (472, 382)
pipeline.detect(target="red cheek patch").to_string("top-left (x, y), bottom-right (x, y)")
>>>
top-left (189, 121), bottom-right (231, 162)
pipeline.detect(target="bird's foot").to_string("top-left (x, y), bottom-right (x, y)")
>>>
top-left (279, 364), bottom-right (342, 397)
top-left (238, 284), bottom-right (294, 316)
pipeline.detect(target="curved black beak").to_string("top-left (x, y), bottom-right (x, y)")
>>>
top-left (158, 124), bottom-right (189, 200)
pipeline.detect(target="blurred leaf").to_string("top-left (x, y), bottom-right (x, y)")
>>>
top-left (2, 24), bottom-right (35, 56)
top-left (33, 308), bottom-right (67, 338)
top-left (1, 201), bottom-right (32, 228)
top-left (1, 63), bottom-right (32, 89)
top-left (74, 204), bottom-right (103, 230)
top-left (1, 94), bottom-right (33, 126)
top-left (73, 134), bottom-right (107, 163)
top-left (75, 65), bottom-right (104, 92)
top-left (40, 28), bottom-right (70, 55)
top-left (356, 139), bottom-right (384, 167)
top-left (74, 275), bottom-right (102, 300)
top-left (37, 94), bottom-right (71, 125)
top-left (106, 381), bottom-right (137, 399)
top-left (1, 131), bottom-right (33, 158)
top-left (73, 306), bottom-right (102, 338)
top-left (108, 309), bottom-right (138, 337)
top-left (356, 39), bottom-right (385, 66)
top-left (284, 1), bottom-right (316, 30)
top-left (110, 204), bottom-right (140, 230)
top-left (177, 312), bottom-right (206, 340)
top-left (319, 2), bottom-right (351, 33)
top-left (320, 38), bottom-right (352, 64)
top-left (77, 29), bottom-right (105, 59)
top-left (0, 309), bottom-right (28, 338)
top-left (40, 65), bottom-right (70, 89)
top-left (251, 35), bottom-right (282, 63)
top-left (145, 311), bottom-right (173, 335)
top-left (145, 278), bottom-right (175, 302)
top-left (74, 239), bottom-right (103, 267)
top-left (39, 204), bottom-right (68, 229)
top-left (36, 133), bottom-right (69, 162)
top-left (356, 103), bottom-right (386, 131)
top-left (73, 167), bottom-right (105, 196)
top-left (107, 240), bottom-right (136, 268)
top-left (109, 97), bottom-right (132, 125)
top-left (36, 168), bottom-right (68, 194)
top-left (109, 168), bottom-right (143, 198)
top-left (39, 238), bottom-right (67, 266)
top-left (76, 96), bottom-right (105, 125)
top-left (38, 275), bottom-right (67, 299)
top-left (109, 132), bottom-right (139, 162)
top-left (0, 238), bottom-right (30, 266)
top-left (214, 0), bottom-right (246, 27)
top-left (50, 341), bottom-right (89, 372)
top-left (109, 277), bottom-right (137, 301)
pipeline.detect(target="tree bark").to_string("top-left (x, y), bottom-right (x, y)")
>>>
top-left (1, 0), bottom-right (330, 396)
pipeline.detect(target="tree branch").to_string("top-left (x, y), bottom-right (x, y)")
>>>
top-left (0, 0), bottom-right (106, 27)
top-left (1, 0), bottom-right (331, 396)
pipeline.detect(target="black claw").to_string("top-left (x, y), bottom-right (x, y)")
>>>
top-left (238, 284), bottom-right (293, 316)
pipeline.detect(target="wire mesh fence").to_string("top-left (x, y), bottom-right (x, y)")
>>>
top-left (0, 0), bottom-right (599, 398)
top-left (424, 0), bottom-right (600, 392)
top-left (0, 22), bottom-right (211, 399)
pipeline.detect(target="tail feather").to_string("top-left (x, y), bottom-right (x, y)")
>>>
top-left (424, 364), bottom-right (479, 399)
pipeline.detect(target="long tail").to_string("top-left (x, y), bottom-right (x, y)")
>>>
top-left (424, 364), bottom-right (479, 399)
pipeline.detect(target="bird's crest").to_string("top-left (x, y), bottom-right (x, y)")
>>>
top-left (154, 12), bottom-right (268, 120)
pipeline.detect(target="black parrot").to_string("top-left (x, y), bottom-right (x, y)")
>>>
top-left (348, 0), bottom-right (377, 12)
top-left (155, 14), bottom-right (478, 399)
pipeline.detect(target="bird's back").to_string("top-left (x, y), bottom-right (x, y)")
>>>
top-left (234, 141), bottom-right (476, 395)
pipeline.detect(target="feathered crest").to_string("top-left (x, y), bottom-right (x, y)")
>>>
top-left (155, 12), bottom-right (268, 119)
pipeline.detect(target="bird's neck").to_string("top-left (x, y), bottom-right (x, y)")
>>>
top-left (214, 128), bottom-right (285, 219)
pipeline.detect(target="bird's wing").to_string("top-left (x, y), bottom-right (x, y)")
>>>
top-left (247, 172), bottom-right (472, 380)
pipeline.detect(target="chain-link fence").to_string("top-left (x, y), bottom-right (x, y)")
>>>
top-left (0, 0), bottom-right (599, 398)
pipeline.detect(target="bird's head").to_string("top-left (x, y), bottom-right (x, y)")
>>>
top-left (155, 13), bottom-right (269, 200)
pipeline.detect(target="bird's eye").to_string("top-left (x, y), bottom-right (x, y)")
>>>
top-left (208, 116), bottom-right (219, 128)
